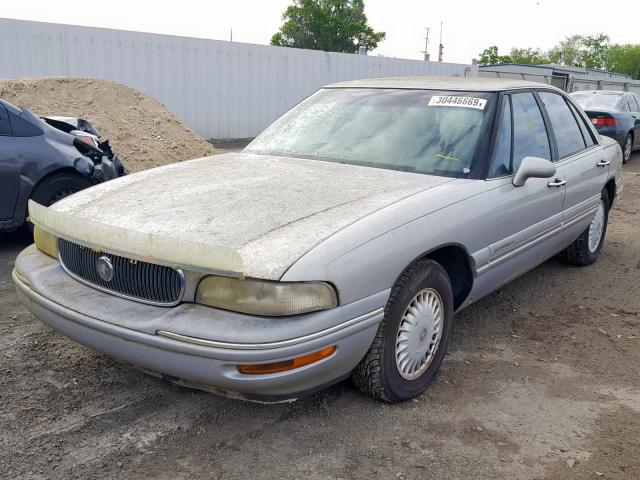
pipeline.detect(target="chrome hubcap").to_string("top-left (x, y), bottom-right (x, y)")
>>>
top-left (624, 137), bottom-right (632, 160)
top-left (395, 288), bottom-right (443, 380)
top-left (588, 200), bottom-right (605, 253)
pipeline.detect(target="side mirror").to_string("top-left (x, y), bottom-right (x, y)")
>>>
top-left (512, 156), bottom-right (556, 187)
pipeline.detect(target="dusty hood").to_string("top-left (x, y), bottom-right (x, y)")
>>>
top-left (32, 152), bottom-right (452, 279)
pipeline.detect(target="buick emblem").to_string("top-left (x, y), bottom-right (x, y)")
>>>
top-left (96, 256), bottom-right (114, 282)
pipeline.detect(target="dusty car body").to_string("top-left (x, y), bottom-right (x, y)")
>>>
top-left (0, 99), bottom-right (127, 232)
top-left (14, 77), bottom-right (623, 402)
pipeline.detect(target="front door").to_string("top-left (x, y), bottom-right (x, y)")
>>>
top-left (477, 91), bottom-right (565, 297)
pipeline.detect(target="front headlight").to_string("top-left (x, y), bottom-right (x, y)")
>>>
top-left (33, 225), bottom-right (58, 258)
top-left (195, 276), bottom-right (338, 316)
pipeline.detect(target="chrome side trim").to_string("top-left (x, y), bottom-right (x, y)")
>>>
top-left (476, 202), bottom-right (599, 275)
top-left (563, 205), bottom-right (599, 229)
top-left (59, 255), bottom-right (186, 307)
top-left (157, 307), bottom-right (385, 350)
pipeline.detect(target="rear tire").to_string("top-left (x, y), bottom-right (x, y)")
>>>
top-left (31, 172), bottom-right (91, 207)
top-left (562, 191), bottom-right (609, 266)
top-left (622, 133), bottom-right (632, 164)
top-left (351, 259), bottom-right (454, 403)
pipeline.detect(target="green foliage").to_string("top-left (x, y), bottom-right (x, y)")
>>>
top-left (478, 34), bottom-right (640, 79)
top-left (476, 45), bottom-right (549, 66)
top-left (605, 44), bottom-right (640, 79)
top-left (509, 47), bottom-right (549, 65)
top-left (547, 34), bottom-right (610, 69)
top-left (581, 34), bottom-right (610, 70)
top-left (270, 0), bottom-right (386, 54)
top-left (476, 46), bottom-right (511, 66)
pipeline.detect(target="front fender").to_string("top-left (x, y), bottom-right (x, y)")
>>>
top-left (282, 180), bottom-right (490, 304)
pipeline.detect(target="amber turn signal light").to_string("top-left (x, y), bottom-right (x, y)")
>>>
top-left (237, 346), bottom-right (337, 375)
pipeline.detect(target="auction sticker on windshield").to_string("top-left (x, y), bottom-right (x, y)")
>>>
top-left (428, 96), bottom-right (487, 110)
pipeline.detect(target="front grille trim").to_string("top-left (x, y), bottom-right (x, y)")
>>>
top-left (58, 239), bottom-right (186, 307)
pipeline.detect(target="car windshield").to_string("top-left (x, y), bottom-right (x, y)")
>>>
top-left (246, 88), bottom-right (496, 178)
top-left (570, 93), bottom-right (621, 110)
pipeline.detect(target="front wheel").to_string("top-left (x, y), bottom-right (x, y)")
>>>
top-left (351, 259), bottom-right (454, 403)
top-left (561, 192), bottom-right (609, 266)
top-left (31, 172), bottom-right (92, 207)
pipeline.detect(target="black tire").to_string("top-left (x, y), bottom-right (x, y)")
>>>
top-left (31, 172), bottom-right (91, 207)
top-left (562, 191), bottom-right (610, 266)
top-left (622, 133), bottom-right (632, 164)
top-left (351, 259), bottom-right (454, 403)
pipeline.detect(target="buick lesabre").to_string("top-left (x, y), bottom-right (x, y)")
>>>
top-left (13, 77), bottom-right (623, 402)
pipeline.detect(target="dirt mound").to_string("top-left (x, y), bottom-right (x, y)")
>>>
top-left (0, 77), bottom-right (215, 172)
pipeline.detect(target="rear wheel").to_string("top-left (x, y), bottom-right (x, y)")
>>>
top-left (351, 259), bottom-right (453, 403)
top-left (623, 133), bottom-right (632, 164)
top-left (561, 192), bottom-right (609, 266)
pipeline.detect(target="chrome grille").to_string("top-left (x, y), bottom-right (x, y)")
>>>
top-left (58, 239), bottom-right (184, 306)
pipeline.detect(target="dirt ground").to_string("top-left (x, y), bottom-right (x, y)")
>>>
top-left (0, 77), bottom-right (215, 172)
top-left (1, 153), bottom-right (639, 480)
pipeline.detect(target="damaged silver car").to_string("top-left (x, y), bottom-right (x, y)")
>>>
top-left (14, 77), bottom-right (622, 402)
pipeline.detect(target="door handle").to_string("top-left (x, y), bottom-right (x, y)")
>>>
top-left (548, 178), bottom-right (566, 188)
top-left (596, 159), bottom-right (610, 167)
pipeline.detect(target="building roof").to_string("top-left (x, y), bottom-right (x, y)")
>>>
top-left (478, 63), bottom-right (633, 80)
top-left (325, 76), bottom-right (561, 92)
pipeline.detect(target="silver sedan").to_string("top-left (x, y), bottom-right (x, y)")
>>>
top-left (14, 77), bottom-right (622, 402)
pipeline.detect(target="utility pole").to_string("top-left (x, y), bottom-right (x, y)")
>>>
top-left (438, 21), bottom-right (444, 62)
top-left (230, 28), bottom-right (233, 42)
top-left (422, 27), bottom-right (431, 61)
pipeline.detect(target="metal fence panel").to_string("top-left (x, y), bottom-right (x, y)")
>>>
top-left (0, 18), bottom-right (476, 138)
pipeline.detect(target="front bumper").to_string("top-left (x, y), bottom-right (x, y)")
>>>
top-left (13, 246), bottom-right (386, 400)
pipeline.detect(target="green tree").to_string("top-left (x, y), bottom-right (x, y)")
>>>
top-left (270, 0), bottom-right (386, 54)
top-left (508, 47), bottom-right (548, 65)
top-left (547, 34), bottom-right (610, 69)
top-left (581, 34), bottom-right (610, 69)
top-left (476, 46), bottom-right (511, 65)
top-left (548, 35), bottom-right (584, 66)
top-left (605, 43), bottom-right (640, 79)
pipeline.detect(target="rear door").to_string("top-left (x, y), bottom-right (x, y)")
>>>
top-left (481, 91), bottom-right (565, 291)
top-left (537, 91), bottom-right (606, 245)
top-left (0, 103), bottom-right (19, 220)
top-left (628, 94), bottom-right (640, 148)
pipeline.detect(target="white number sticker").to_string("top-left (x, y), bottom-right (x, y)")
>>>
top-left (428, 95), bottom-right (487, 110)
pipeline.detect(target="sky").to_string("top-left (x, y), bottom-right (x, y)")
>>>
top-left (2, 0), bottom-right (639, 64)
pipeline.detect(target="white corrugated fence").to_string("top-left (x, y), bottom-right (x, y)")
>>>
top-left (0, 18), bottom-right (476, 138)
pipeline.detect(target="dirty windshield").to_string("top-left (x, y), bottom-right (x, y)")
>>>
top-left (246, 88), bottom-right (496, 178)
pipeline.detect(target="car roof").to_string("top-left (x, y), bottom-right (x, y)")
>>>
top-left (570, 90), bottom-right (624, 96)
top-left (324, 76), bottom-right (564, 92)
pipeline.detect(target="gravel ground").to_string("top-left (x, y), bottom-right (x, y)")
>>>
top-left (1, 153), bottom-right (639, 480)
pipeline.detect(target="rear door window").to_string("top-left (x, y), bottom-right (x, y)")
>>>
top-left (538, 91), bottom-right (586, 158)
top-left (567, 101), bottom-right (596, 147)
top-left (511, 92), bottom-right (551, 170)
top-left (0, 104), bottom-right (12, 136)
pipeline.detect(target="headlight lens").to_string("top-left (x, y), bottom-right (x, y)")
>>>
top-left (195, 276), bottom-right (337, 316)
top-left (33, 225), bottom-right (58, 258)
